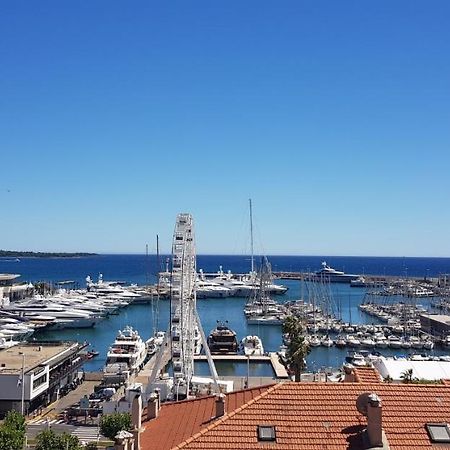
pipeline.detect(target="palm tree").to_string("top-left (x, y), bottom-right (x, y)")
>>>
top-left (283, 316), bottom-right (310, 382)
top-left (287, 335), bottom-right (310, 381)
top-left (400, 368), bottom-right (414, 384)
top-left (282, 315), bottom-right (304, 341)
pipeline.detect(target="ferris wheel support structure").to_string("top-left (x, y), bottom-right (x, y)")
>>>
top-left (169, 213), bottom-right (218, 395)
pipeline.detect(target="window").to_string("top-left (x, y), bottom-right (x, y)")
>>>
top-left (33, 373), bottom-right (48, 390)
top-left (257, 425), bottom-right (276, 442)
top-left (426, 423), bottom-right (450, 443)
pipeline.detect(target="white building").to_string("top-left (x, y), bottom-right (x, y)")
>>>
top-left (373, 356), bottom-right (450, 382)
top-left (0, 341), bottom-right (88, 417)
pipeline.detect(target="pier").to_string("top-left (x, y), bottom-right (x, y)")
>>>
top-left (194, 353), bottom-right (289, 378)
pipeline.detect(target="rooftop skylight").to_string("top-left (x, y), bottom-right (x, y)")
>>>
top-left (257, 425), bottom-right (276, 442)
top-left (426, 423), bottom-right (450, 443)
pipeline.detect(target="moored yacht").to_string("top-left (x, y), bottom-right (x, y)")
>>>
top-left (207, 321), bottom-right (238, 354)
top-left (104, 326), bottom-right (147, 384)
top-left (310, 262), bottom-right (359, 283)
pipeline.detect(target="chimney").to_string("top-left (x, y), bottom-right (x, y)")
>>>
top-left (215, 393), bottom-right (225, 418)
top-left (147, 391), bottom-right (160, 421)
top-left (366, 393), bottom-right (383, 448)
top-left (131, 393), bottom-right (142, 429)
top-left (131, 393), bottom-right (143, 450)
top-left (343, 364), bottom-right (356, 382)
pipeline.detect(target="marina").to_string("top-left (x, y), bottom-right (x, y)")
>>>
top-left (1, 258), bottom-right (450, 372)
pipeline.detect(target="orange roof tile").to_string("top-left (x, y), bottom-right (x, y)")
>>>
top-left (141, 384), bottom-right (274, 450)
top-left (170, 382), bottom-right (450, 450)
top-left (353, 366), bottom-right (382, 383)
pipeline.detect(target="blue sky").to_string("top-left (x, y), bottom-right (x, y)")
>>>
top-left (1, 1), bottom-right (449, 256)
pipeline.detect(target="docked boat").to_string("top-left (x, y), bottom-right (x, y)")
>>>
top-left (310, 262), bottom-right (359, 283)
top-left (245, 258), bottom-right (287, 325)
top-left (240, 335), bottom-right (264, 356)
top-left (207, 321), bottom-right (238, 354)
top-left (103, 326), bottom-right (147, 384)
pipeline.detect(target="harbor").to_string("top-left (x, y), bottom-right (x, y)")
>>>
top-left (1, 258), bottom-right (450, 372)
top-left (2, 251), bottom-right (450, 449)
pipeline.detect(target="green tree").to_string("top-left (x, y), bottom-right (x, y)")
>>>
top-left (0, 411), bottom-right (26, 450)
top-left (400, 368), bottom-right (415, 384)
top-left (85, 443), bottom-right (99, 450)
top-left (35, 429), bottom-right (82, 450)
top-left (100, 412), bottom-right (132, 441)
top-left (283, 315), bottom-right (311, 382)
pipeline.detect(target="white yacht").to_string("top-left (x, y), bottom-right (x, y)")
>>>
top-left (240, 335), bottom-right (264, 356)
top-left (4, 301), bottom-right (102, 328)
top-left (104, 326), bottom-right (147, 383)
top-left (0, 336), bottom-right (20, 349)
top-left (310, 262), bottom-right (359, 283)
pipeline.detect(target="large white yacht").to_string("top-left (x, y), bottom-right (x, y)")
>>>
top-left (310, 261), bottom-right (359, 283)
top-left (104, 326), bottom-right (147, 383)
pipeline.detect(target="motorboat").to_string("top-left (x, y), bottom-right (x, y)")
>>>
top-left (207, 321), bottom-right (238, 354)
top-left (321, 336), bottom-right (334, 347)
top-left (310, 262), bottom-right (359, 283)
top-left (335, 335), bottom-right (347, 348)
top-left (309, 335), bottom-right (321, 347)
top-left (240, 335), bottom-right (264, 356)
top-left (345, 352), bottom-right (366, 367)
top-left (0, 336), bottom-right (20, 349)
top-left (387, 335), bottom-right (402, 349)
top-left (104, 326), bottom-right (147, 383)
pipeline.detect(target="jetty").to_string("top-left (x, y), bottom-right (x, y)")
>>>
top-left (193, 353), bottom-right (289, 378)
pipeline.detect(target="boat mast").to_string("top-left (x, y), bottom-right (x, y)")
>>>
top-left (154, 235), bottom-right (160, 334)
top-left (249, 198), bottom-right (254, 274)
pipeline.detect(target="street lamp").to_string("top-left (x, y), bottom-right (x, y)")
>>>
top-left (246, 355), bottom-right (250, 388)
top-left (19, 352), bottom-right (25, 415)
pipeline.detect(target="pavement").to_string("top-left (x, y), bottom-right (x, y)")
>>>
top-left (27, 380), bottom-right (99, 423)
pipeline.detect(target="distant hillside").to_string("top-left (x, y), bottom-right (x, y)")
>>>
top-left (0, 250), bottom-right (97, 258)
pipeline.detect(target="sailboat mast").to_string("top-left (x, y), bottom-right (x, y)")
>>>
top-left (249, 198), bottom-right (254, 273)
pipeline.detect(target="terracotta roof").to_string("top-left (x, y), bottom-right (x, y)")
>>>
top-left (167, 382), bottom-right (450, 450)
top-left (141, 384), bottom-right (274, 450)
top-left (353, 366), bottom-right (382, 383)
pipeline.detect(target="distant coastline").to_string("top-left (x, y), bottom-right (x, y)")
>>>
top-left (0, 250), bottom-right (97, 258)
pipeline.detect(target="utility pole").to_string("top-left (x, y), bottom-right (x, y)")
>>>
top-left (20, 352), bottom-right (25, 415)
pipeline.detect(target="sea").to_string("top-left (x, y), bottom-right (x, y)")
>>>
top-left (2, 254), bottom-right (450, 375)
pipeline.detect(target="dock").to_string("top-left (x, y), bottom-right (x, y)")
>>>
top-left (194, 353), bottom-right (289, 379)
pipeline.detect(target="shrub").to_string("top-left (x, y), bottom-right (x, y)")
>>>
top-left (35, 429), bottom-right (82, 450)
top-left (0, 411), bottom-right (26, 450)
top-left (100, 412), bottom-right (132, 440)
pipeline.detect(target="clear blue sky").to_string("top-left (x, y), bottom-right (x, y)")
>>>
top-left (1, 1), bottom-right (449, 256)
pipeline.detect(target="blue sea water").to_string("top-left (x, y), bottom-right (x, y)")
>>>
top-left (2, 254), bottom-right (450, 285)
top-left (2, 254), bottom-right (450, 374)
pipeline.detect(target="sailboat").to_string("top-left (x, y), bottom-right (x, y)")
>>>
top-left (245, 257), bottom-right (287, 325)
top-left (243, 199), bottom-right (288, 295)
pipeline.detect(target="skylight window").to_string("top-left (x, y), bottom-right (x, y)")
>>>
top-left (426, 423), bottom-right (450, 443)
top-left (257, 425), bottom-right (276, 442)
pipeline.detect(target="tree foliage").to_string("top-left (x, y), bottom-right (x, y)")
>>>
top-left (85, 443), bottom-right (99, 450)
top-left (400, 368), bottom-right (415, 384)
top-left (282, 315), bottom-right (311, 382)
top-left (0, 411), bottom-right (26, 450)
top-left (35, 429), bottom-right (82, 450)
top-left (100, 412), bottom-right (132, 440)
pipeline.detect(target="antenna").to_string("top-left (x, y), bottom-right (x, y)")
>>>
top-left (356, 392), bottom-right (376, 416)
